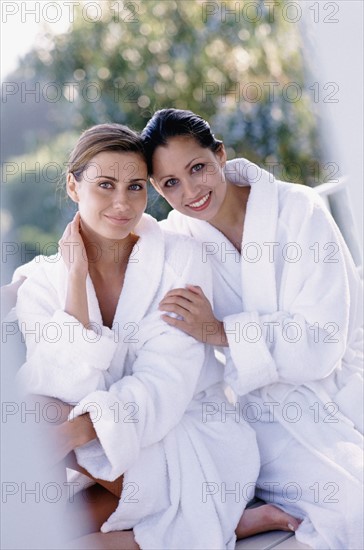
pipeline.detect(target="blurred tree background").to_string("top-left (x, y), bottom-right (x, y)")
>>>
top-left (2, 0), bottom-right (328, 276)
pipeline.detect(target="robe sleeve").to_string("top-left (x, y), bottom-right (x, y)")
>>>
top-left (223, 192), bottom-right (360, 395)
top-left (69, 241), bottom-right (211, 480)
top-left (70, 314), bottom-right (205, 480)
top-left (15, 261), bottom-right (117, 403)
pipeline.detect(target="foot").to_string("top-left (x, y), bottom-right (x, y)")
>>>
top-left (236, 503), bottom-right (302, 539)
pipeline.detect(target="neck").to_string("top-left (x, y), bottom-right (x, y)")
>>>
top-left (210, 182), bottom-right (250, 235)
top-left (80, 223), bottom-right (138, 277)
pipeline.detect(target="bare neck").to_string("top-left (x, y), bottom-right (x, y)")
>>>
top-left (81, 227), bottom-right (138, 279)
top-left (209, 183), bottom-right (250, 251)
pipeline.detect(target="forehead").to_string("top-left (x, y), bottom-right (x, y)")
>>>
top-left (153, 136), bottom-right (210, 171)
top-left (85, 151), bottom-right (147, 179)
top-left (157, 136), bottom-right (200, 155)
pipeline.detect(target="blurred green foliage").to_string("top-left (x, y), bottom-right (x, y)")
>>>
top-left (2, 0), bottom-right (326, 273)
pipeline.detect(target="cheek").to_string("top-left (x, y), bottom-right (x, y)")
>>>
top-left (133, 192), bottom-right (148, 212)
top-left (162, 192), bottom-right (179, 209)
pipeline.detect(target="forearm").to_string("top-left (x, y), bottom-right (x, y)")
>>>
top-left (65, 272), bottom-right (90, 327)
top-left (55, 413), bottom-right (97, 462)
top-left (65, 452), bottom-right (123, 498)
top-left (207, 320), bottom-right (228, 347)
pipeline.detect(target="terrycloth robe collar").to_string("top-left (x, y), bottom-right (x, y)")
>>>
top-left (178, 158), bottom-right (279, 314)
top-left (83, 213), bottom-right (165, 335)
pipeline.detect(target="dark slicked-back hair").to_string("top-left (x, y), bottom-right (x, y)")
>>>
top-left (141, 109), bottom-right (222, 173)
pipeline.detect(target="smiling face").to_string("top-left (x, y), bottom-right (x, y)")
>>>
top-left (67, 150), bottom-right (148, 242)
top-left (150, 136), bottom-right (227, 221)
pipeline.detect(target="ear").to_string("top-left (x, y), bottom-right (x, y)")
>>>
top-left (67, 173), bottom-right (79, 203)
top-left (215, 143), bottom-right (227, 167)
top-left (149, 177), bottom-right (165, 198)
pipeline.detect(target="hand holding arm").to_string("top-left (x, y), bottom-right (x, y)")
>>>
top-left (159, 284), bottom-right (228, 346)
top-left (56, 413), bottom-right (97, 461)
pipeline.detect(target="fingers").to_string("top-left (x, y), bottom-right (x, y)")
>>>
top-left (160, 303), bottom-right (194, 321)
top-left (186, 284), bottom-right (205, 296)
top-left (159, 294), bottom-right (198, 313)
top-left (161, 288), bottom-right (194, 301)
top-left (59, 213), bottom-right (81, 244)
top-left (70, 211), bottom-right (81, 233)
top-left (161, 287), bottom-right (204, 304)
top-left (161, 314), bottom-right (193, 335)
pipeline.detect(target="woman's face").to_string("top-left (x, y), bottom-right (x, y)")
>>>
top-left (67, 150), bottom-right (148, 241)
top-left (150, 136), bottom-right (227, 221)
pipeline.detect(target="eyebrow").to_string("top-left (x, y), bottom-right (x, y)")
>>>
top-left (96, 175), bottom-right (118, 181)
top-left (96, 175), bottom-right (147, 183)
top-left (185, 157), bottom-right (200, 169)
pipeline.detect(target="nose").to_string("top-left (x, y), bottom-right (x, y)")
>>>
top-left (113, 189), bottom-right (131, 211)
top-left (181, 177), bottom-right (201, 201)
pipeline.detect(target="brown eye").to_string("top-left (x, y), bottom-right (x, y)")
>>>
top-left (191, 163), bottom-right (204, 173)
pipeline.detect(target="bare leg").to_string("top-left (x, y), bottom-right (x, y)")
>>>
top-left (64, 450), bottom-right (123, 498)
top-left (236, 504), bottom-right (302, 539)
top-left (65, 484), bottom-right (120, 540)
top-left (66, 530), bottom-right (139, 550)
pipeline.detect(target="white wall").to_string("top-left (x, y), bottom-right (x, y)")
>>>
top-left (302, 0), bottom-right (363, 248)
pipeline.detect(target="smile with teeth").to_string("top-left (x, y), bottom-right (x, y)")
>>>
top-left (188, 192), bottom-right (211, 209)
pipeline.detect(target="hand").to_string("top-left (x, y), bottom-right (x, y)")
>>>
top-left (59, 212), bottom-right (88, 278)
top-left (54, 413), bottom-right (97, 464)
top-left (159, 285), bottom-right (228, 346)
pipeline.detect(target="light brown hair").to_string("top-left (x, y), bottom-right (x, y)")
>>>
top-left (67, 123), bottom-right (146, 181)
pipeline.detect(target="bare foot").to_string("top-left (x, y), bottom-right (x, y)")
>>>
top-left (66, 530), bottom-right (139, 549)
top-left (236, 503), bottom-right (302, 539)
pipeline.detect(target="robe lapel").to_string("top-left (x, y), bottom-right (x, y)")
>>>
top-left (56, 214), bottom-right (165, 347)
top-left (113, 214), bottom-right (165, 338)
top-left (183, 158), bottom-right (279, 315)
top-left (239, 159), bottom-right (279, 314)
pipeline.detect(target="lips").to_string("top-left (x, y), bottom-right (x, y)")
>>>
top-left (187, 192), bottom-right (211, 211)
top-left (105, 215), bottom-right (132, 225)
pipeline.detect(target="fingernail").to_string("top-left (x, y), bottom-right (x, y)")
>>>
top-left (288, 523), bottom-right (295, 532)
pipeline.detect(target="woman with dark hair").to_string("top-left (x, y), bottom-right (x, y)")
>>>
top-left (13, 123), bottom-right (264, 549)
top-left (141, 108), bottom-right (364, 550)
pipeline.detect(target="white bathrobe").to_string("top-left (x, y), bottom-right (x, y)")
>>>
top-left (161, 159), bottom-right (364, 550)
top-left (14, 214), bottom-right (259, 550)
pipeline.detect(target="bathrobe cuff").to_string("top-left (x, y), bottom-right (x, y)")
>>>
top-left (17, 310), bottom-right (117, 402)
top-left (70, 392), bottom-right (133, 481)
top-left (223, 311), bottom-right (279, 395)
top-left (49, 309), bottom-right (117, 369)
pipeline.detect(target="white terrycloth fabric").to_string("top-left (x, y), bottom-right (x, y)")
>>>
top-left (160, 159), bottom-right (364, 550)
top-left (15, 213), bottom-right (259, 550)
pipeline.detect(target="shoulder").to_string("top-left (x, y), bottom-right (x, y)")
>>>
top-left (163, 229), bottom-right (205, 277)
top-left (14, 253), bottom-right (62, 280)
top-left (276, 180), bottom-right (334, 230)
top-left (159, 209), bottom-right (192, 236)
top-left (16, 254), bottom-right (65, 300)
top-left (278, 180), bottom-right (323, 209)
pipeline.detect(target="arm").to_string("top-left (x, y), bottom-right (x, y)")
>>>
top-left (69, 314), bottom-right (205, 481)
top-left (158, 191), bottom-right (361, 395)
top-left (223, 194), bottom-right (360, 394)
top-left (16, 216), bottom-right (117, 403)
top-left (159, 284), bottom-right (228, 347)
top-left (1, 277), bottom-right (26, 318)
top-left (68, 241), bottom-right (211, 481)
